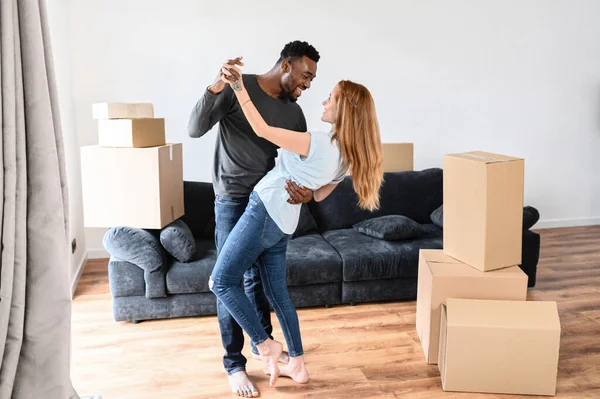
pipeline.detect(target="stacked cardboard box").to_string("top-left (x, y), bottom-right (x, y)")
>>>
top-left (416, 151), bottom-right (561, 396)
top-left (382, 143), bottom-right (414, 172)
top-left (81, 103), bottom-right (184, 229)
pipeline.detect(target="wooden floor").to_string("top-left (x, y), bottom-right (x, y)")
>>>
top-left (71, 226), bottom-right (600, 399)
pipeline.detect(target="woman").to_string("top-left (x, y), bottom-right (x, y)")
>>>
top-left (209, 59), bottom-right (383, 387)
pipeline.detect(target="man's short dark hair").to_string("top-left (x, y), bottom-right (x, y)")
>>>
top-left (277, 41), bottom-right (320, 64)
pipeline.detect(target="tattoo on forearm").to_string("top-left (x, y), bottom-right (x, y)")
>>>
top-left (232, 79), bottom-right (242, 92)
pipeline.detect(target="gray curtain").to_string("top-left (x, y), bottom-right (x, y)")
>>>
top-left (0, 0), bottom-right (79, 397)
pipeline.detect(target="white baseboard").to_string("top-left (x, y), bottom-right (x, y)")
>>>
top-left (534, 217), bottom-right (600, 230)
top-left (71, 251), bottom-right (88, 298)
top-left (87, 248), bottom-right (110, 259)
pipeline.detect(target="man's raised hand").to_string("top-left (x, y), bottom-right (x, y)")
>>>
top-left (208, 56), bottom-right (244, 94)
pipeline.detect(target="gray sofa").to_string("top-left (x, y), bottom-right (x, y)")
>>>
top-left (104, 168), bottom-right (540, 323)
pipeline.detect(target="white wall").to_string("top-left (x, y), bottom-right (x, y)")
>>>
top-left (47, 0), bottom-right (88, 291)
top-left (65, 0), bottom-right (600, 253)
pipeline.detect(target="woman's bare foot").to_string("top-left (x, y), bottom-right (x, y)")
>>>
top-left (256, 339), bottom-right (283, 386)
top-left (263, 355), bottom-right (309, 384)
top-left (228, 371), bottom-right (259, 397)
top-left (252, 351), bottom-right (290, 364)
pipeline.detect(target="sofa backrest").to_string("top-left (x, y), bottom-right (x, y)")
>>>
top-left (181, 181), bottom-right (215, 239)
top-left (182, 168), bottom-right (443, 237)
top-left (293, 204), bottom-right (319, 239)
top-left (307, 168), bottom-right (443, 232)
top-left (181, 181), bottom-right (319, 240)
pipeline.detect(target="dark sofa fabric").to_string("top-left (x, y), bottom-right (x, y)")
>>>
top-left (521, 229), bottom-right (540, 288)
top-left (104, 168), bottom-right (540, 322)
top-left (160, 219), bottom-right (196, 262)
top-left (166, 239), bottom-right (216, 295)
top-left (293, 204), bottom-right (319, 238)
top-left (353, 215), bottom-right (425, 241)
top-left (180, 181), bottom-right (216, 240)
top-left (323, 228), bottom-right (443, 282)
top-left (164, 234), bottom-right (343, 296)
top-left (286, 234), bottom-right (343, 286)
top-left (523, 206), bottom-right (540, 230)
top-left (308, 168), bottom-right (443, 232)
top-left (112, 293), bottom-right (217, 322)
top-left (103, 227), bottom-right (165, 273)
top-left (342, 277), bottom-right (419, 304)
top-left (108, 258), bottom-right (166, 299)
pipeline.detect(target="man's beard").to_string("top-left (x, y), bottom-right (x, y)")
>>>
top-left (278, 86), bottom-right (297, 102)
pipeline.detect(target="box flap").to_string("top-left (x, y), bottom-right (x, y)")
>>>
top-left (422, 250), bottom-right (526, 278)
top-left (447, 151), bottom-right (523, 164)
top-left (430, 263), bottom-right (525, 278)
top-left (382, 143), bottom-right (414, 173)
top-left (93, 101), bottom-right (154, 109)
top-left (447, 298), bottom-right (560, 330)
top-left (421, 250), bottom-right (462, 264)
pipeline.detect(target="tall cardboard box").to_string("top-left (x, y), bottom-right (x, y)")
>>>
top-left (439, 298), bottom-right (561, 396)
top-left (382, 143), bottom-right (413, 172)
top-left (443, 151), bottom-right (524, 271)
top-left (80, 143), bottom-right (184, 229)
top-left (98, 118), bottom-right (166, 148)
top-left (92, 102), bottom-right (154, 119)
top-left (415, 249), bottom-right (528, 364)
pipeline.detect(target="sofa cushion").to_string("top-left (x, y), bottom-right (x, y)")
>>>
top-left (309, 168), bottom-right (443, 232)
top-left (323, 228), bottom-right (443, 282)
top-left (286, 234), bottom-right (342, 286)
top-left (419, 223), bottom-right (443, 238)
top-left (166, 234), bottom-right (342, 294)
top-left (160, 219), bottom-right (196, 262)
top-left (430, 204), bottom-right (443, 227)
top-left (103, 226), bottom-right (165, 273)
top-left (166, 238), bottom-right (216, 295)
top-left (353, 215), bottom-right (423, 241)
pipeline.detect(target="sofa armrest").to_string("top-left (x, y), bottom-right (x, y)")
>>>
top-left (103, 227), bottom-right (166, 273)
top-left (522, 206), bottom-right (540, 231)
top-left (429, 205), bottom-right (541, 231)
top-left (108, 256), bottom-right (167, 299)
top-left (520, 230), bottom-right (540, 288)
top-left (103, 227), bottom-right (169, 299)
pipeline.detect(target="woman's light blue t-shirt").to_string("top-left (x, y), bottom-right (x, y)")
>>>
top-left (253, 131), bottom-right (347, 234)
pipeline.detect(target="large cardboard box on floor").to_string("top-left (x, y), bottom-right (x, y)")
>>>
top-left (80, 143), bottom-right (184, 229)
top-left (439, 298), bottom-right (561, 396)
top-left (382, 143), bottom-right (414, 172)
top-left (443, 151), bottom-right (524, 271)
top-left (92, 102), bottom-right (154, 119)
top-left (98, 118), bottom-right (166, 148)
top-left (415, 249), bottom-right (528, 364)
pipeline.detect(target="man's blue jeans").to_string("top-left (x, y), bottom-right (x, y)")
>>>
top-left (210, 192), bottom-right (304, 365)
top-left (213, 194), bottom-right (273, 375)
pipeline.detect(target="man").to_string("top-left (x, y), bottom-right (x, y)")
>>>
top-left (188, 40), bottom-right (319, 398)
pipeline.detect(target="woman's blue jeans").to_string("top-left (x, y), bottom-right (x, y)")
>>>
top-left (210, 191), bottom-right (304, 357)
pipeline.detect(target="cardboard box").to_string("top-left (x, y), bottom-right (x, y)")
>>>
top-left (80, 143), bottom-right (184, 229)
top-left (439, 298), bottom-right (561, 396)
top-left (92, 102), bottom-right (154, 119)
top-left (382, 143), bottom-right (413, 172)
top-left (443, 151), bottom-right (524, 271)
top-left (415, 249), bottom-right (528, 364)
top-left (98, 118), bottom-right (166, 148)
